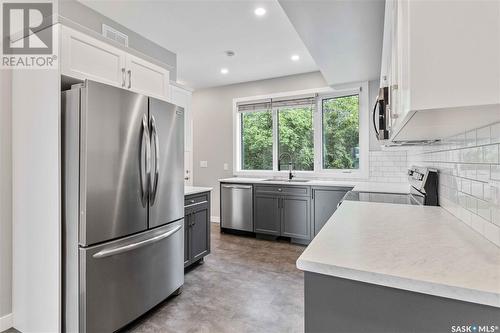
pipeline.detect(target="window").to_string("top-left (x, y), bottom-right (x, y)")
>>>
top-left (234, 84), bottom-right (368, 178)
top-left (276, 99), bottom-right (314, 171)
top-left (241, 111), bottom-right (273, 170)
top-left (240, 103), bottom-right (273, 170)
top-left (322, 95), bottom-right (360, 170)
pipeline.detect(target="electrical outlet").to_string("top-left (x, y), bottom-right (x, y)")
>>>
top-left (223, 163), bottom-right (229, 170)
top-left (200, 160), bottom-right (208, 168)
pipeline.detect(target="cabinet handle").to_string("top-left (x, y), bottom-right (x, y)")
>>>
top-left (184, 200), bottom-right (208, 209)
top-left (121, 68), bottom-right (126, 87)
top-left (127, 69), bottom-right (132, 89)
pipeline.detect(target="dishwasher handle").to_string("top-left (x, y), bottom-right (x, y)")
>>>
top-left (222, 184), bottom-right (252, 190)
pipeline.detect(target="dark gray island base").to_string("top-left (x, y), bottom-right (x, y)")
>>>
top-left (305, 272), bottom-right (500, 333)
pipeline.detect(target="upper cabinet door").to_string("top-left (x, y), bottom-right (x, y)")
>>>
top-left (126, 54), bottom-right (170, 100)
top-left (406, 0), bottom-right (500, 111)
top-left (61, 26), bottom-right (126, 88)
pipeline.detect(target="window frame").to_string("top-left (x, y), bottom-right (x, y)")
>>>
top-left (233, 83), bottom-right (369, 179)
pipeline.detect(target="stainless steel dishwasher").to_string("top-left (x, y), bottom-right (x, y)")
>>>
top-left (221, 183), bottom-right (253, 232)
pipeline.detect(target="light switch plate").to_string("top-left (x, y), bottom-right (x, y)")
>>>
top-left (200, 160), bottom-right (208, 168)
top-left (223, 163), bottom-right (229, 170)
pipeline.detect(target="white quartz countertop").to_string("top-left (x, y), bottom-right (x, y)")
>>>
top-left (219, 177), bottom-right (410, 194)
top-left (297, 201), bottom-right (500, 307)
top-left (184, 186), bottom-right (213, 196)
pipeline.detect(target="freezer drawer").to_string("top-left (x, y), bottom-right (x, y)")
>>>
top-left (78, 220), bottom-right (184, 333)
top-left (221, 184), bottom-right (253, 232)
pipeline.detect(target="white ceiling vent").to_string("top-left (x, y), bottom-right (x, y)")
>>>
top-left (102, 24), bottom-right (129, 47)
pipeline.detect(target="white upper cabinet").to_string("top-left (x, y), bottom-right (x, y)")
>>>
top-left (381, 0), bottom-right (500, 141)
top-left (126, 54), bottom-right (170, 100)
top-left (61, 25), bottom-right (170, 101)
top-left (379, 0), bottom-right (394, 88)
top-left (61, 25), bottom-right (125, 87)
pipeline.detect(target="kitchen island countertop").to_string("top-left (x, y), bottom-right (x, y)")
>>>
top-left (297, 200), bottom-right (500, 308)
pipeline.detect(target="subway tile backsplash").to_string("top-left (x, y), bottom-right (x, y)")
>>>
top-left (407, 122), bottom-right (500, 247)
top-left (369, 150), bottom-right (408, 183)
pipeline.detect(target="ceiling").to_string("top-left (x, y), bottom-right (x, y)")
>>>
top-left (79, 0), bottom-right (319, 89)
top-left (279, 0), bottom-right (385, 87)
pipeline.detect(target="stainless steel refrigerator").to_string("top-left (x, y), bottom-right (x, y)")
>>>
top-left (62, 80), bottom-right (184, 333)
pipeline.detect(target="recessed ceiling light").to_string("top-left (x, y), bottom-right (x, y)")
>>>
top-left (291, 54), bottom-right (300, 61)
top-left (220, 68), bottom-right (229, 74)
top-left (254, 7), bottom-right (266, 16)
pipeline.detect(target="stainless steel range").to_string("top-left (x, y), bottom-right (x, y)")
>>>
top-left (342, 166), bottom-right (438, 206)
top-left (62, 80), bottom-right (185, 332)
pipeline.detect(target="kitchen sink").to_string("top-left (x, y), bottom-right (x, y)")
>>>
top-left (263, 178), bottom-right (310, 183)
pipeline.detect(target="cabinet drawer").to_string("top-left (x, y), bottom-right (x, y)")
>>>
top-left (254, 185), bottom-right (310, 197)
top-left (184, 193), bottom-right (209, 208)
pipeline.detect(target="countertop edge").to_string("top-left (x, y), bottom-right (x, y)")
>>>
top-left (184, 187), bottom-right (213, 196)
top-left (296, 259), bottom-right (500, 308)
top-left (218, 178), bottom-right (410, 194)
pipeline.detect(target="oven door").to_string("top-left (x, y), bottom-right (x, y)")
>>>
top-left (78, 220), bottom-right (184, 333)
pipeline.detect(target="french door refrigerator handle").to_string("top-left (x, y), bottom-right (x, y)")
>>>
top-left (149, 115), bottom-right (160, 205)
top-left (140, 114), bottom-right (151, 205)
top-left (92, 224), bottom-right (182, 259)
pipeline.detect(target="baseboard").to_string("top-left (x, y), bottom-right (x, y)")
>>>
top-left (0, 313), bottom-right (12, 332)
top-left (210, 216), bottom-right (220, 223)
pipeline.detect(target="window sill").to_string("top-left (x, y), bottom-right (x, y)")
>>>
top-left (233, 170), bottom-right (369, 180)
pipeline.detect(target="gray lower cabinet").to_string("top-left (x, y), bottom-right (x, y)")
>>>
top-left (253, 185), bottom-right (311, 241)
top-left (254, 195), bottom-right (281, 235)
top-left (184, 192), bottom-right (211, 268)
top-left (224, 183), bottom-right (352, 243)
top-left (282, 196), bottom-right (310, 239)
top-left (312, 187), bottom-right (351, 235)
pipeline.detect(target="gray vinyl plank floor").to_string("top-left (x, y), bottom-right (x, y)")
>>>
top-left (122, 223), bottom-right (306, 333)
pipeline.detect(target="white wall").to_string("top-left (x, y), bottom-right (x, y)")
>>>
top-left (0, 69), bottom-right (13, 327)
top-left (192, 72), bottom-right (386, 218)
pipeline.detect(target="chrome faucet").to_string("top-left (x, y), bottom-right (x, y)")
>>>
top-left (278, 152), bottom-right (294, 180)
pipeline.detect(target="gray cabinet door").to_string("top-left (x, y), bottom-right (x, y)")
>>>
top-left (312, 189), bottom-right (348, 235)
top-left (184, 215), bottom-right (190, 266)
top-left (254, 194), bottom-right (281, 235)
top-left (190, 204), bottom-right (210, 262)
top-left (282, 196), bottom-right (310, 240)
